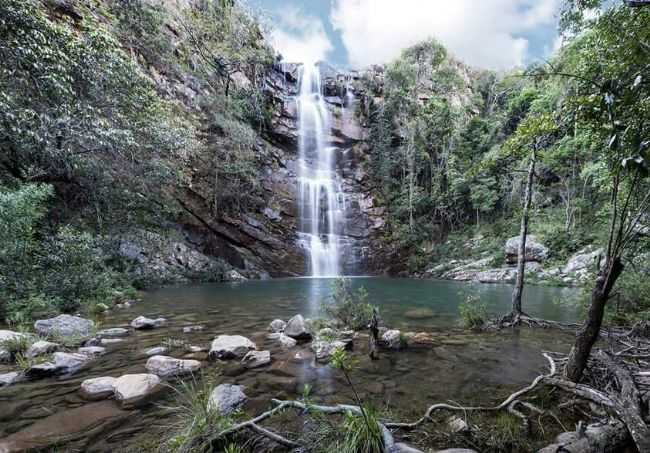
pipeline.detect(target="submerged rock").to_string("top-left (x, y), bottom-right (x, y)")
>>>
top-left (34, 314), bottom-right (94, 337)
top-left (241, 350), bottom-right (271, 368)
top-left (404, 307), bottom-right (435, 320)
top-left (208, 384), bottom-right (247, 415)
top-left (97, 328), bottom-right (130, 338)
top-left (80, 376), bottom-right (116, 400)
top-left (145, 355), bottom-right (201, 377)
top-left (209, 335), bottom-right (256, 360)
top-left (130, 316), bottom-right (167, 330)
top-left (112, 373), bottom-right (162, 408)
top-left (78, 346), bottom-right (107, 356)
top-left (392, 443), bottom-right (426, 453)
top-left (284, 314), bottom-right (311, 340)
top-left (182, 325), bottom-right (205, 333)
top-left (25, 340), bottom-right (59, 358)
top-left (27, 352), bottom-right (91, 377)
top-left (269, 319), bottom-right (287, 333)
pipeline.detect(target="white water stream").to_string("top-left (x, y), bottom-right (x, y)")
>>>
top-left (296, 63), bottom-right (345, 277)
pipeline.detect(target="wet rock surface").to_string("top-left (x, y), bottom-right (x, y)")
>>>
top-left (80, 376), bottom-right (117, 400)
top-left (130, 316), bottom-right (166, 330)
top-left (241, 350), bottom-right (271, 369)
top-left (284, 314), bottom-right (311, 340)
top-left (112, 374), bottom-right (162, 408)
top-left (27, 352), bottom-right (92, 377)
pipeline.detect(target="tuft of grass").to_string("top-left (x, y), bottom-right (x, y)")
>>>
top-left (0, 334), bottom-right (34, 360)
top-left (340, 406), bottom-right (384, 453)
top-left (163, 371), bottom-right (240, 452)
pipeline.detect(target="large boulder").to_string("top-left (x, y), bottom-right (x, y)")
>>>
top-left (284, 315), bottom-right (312, 340)
top-left (27, 352), bottom-right (91, 377)
top-left (130, 316), bottom-right (166, 330)
top-left (34, 315), bottom-right (94, 337)
top-left (80, 376), bottom-right (116, 400)
top-left (505, 235), bottom-right (549, 263)
top-left (112, 374), bottom-right (162, 408)
top-left (209, 335), bottom-right (256, 360)
top-left (208, 384), bottom-right (247, 415)
top-left (145, 355), bottom-right (201, 377)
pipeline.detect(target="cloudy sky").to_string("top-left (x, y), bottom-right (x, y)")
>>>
top-left (249, 0), bottom-right (563, 70)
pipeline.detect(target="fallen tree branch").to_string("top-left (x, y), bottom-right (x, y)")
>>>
top-left (385, 353), bottom-right (557, 430)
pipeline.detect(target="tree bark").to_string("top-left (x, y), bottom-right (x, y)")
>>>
top-left (511, 148), bottom-right (536, 315)
top-left (565, 257), bottom-right (624, 382)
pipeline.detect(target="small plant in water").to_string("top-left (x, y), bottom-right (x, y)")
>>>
top-left (458, 295), bottom-right (487, 329)
top-left (323, 277), bottom-right (376, 330)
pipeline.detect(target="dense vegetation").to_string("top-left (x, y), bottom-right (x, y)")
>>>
top-left (360, 2), bottom-right (650, 321)
top-left (0, 0), bottom-right (275, 323)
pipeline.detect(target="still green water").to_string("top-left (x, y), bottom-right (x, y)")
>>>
top-left (143, 277), bottom-right (580, 329)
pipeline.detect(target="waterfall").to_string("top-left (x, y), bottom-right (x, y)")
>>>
top-left (296, 62), bottom-right (345, 277)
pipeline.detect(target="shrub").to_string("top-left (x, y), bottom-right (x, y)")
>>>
top-left (323, 278), bottom-right (376, 330)
top-left (458, 295), bottom-right (487, 329)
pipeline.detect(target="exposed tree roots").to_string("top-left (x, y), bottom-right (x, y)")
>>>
top-left (492, 311), bottom-right (579, 330)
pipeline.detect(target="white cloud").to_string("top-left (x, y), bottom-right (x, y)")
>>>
top-left (270, 7), bottom-right (333, 63)
top-left (330, 0), bottom-right (561, 69)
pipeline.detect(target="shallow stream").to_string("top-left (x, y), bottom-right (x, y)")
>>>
top-left (0, 278), bottom-right (579, 452)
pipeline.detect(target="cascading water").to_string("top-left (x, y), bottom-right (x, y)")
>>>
top-left (296, 62), bottom-right (345, 277)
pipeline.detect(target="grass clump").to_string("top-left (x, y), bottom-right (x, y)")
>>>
top-left (458, 296), bottom-right (487, 329)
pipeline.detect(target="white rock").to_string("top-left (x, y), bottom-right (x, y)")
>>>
top-left (145, 355), bottom-right (201, 377)
top-left (0, 371), bottom-right (24, 387)
top-left (208, 384), bottom-right (246, 415)
top-left (113, 373), bottom-right (161, 408)
top-left (224, 269), bottom-right (247, 282)
top-left (447, 416), bottom-right (469, 433)
top-left (241, 350), bottom-right (271, 368)
top-left (268, 319), bottom-right (286, 333)
top-left (563, 247), bottom-right (604, 274)
top-left (279, 333), bottom-right (297, 349)
top-left (382, 330), bottom-right (403, 349)
top-left (80, 376), bottom-right (116, 400)
top-left (284, 315), bottom-right (311, 340)
top-left (311, 340), bottom-right (347, 363)
top-left (100, 338), bottom-right (125, 345)
top-left (209, 335), bottom-right (256, 360)
top-left (144, 346), bottom-right (168, 356)
top-left (505, 235), bottom-right (549, 263)
top-left (25, 340), bottom-right (59, 358)
top-left (130, 316), bottom-right (167, 330)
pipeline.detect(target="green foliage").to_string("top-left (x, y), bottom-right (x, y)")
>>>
top-left (323, 278), bottom-right (375, 330)
top-left (458, 296), bottom-right (487, 329)
top-left (340, 406), bottom-right (384, 453)
top-left (0, 334), bottom-right (34, 360)
top-left (164, 372), bottom-right (240, 452)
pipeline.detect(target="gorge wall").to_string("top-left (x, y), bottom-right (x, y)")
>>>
top-left (169, 62), bottom-right (386, 279)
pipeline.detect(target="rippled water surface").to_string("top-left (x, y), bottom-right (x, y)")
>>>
top-left (0, 278), bottom-right (579, 452)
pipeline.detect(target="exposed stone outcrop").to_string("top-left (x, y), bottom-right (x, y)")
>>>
top-left (505, 235), bottom-right (549, 263)
top-left (209, 335), bottom-right (256, 359)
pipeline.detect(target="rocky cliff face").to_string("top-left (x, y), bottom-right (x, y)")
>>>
top-left (169, 62), bottom-right (386, 278)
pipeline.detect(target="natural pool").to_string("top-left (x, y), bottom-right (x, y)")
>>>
top-left (0, 278), bottom-right (580, 452)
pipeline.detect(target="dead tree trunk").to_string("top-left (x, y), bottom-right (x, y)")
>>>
top-left (368, 308), bottom-right (379, 360)
top-left (565, 257), bottom-right (624, 382)
top-left (511, 148), bottom-right (536, 316)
